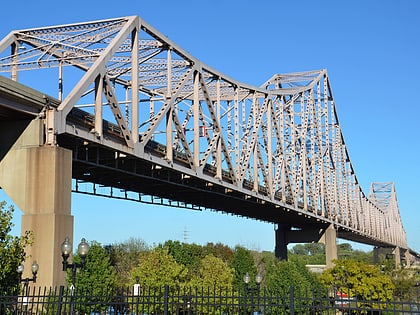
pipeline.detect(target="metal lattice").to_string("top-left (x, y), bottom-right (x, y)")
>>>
top-left (0, 16), bottom-right (408, 249)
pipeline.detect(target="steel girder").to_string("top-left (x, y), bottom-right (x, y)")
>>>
top-left (0, 16), bottom-right (408, 249)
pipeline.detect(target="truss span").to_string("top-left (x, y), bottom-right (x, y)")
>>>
top-left (0, 16), bottom-right (408, 250)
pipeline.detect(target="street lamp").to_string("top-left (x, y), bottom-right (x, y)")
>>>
top-left (61, 237), bottom-right (90, 286)
top-left (243, 272), bottom-right (262, 315)
top-left (61, 237), bottom-right (89, 315)
top-left (243, 272), bottom-right (262, 288)
top-left (17, 261), bottom-right (39, 293)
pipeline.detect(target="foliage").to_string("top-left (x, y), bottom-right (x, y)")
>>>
top-left (131, 247), bottom-right (188, 287)
top-left (229, 246), bottom-right (257, 289)
top-left (161, 240), bottom-right (204, 276)
top-left (189, 254), bottom-right (235, 289)
top-left (69, 241), bottom-right (118, 313)
top-left (202, 242), bottom-right (234, 264)
top-left (320, 259), bottom-right (395, 306)
top-left (107, 237), bottom-right (149, 286)
top-left (291, 243), bottom-right (325, 256)
top-left (289, 255), bottom-right (325, 292)
top-left (289, 242), bottom-right (373, 265)
top-left (0, 201), bottom-right (33, 296)
top-left (188, 254), bottom-right (235, 315)
top-left (289, 243), bottom-right (326, 265)
top-left (70, 241), bottom-right (117, 290)
top-left (338, 243), bottom-right (373, 263)
top-left (264, 258), bottom-right (322, 293)
top-left (387, 267), bottom-right (420, 300)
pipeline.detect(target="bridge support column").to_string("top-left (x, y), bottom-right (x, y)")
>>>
top-left (274, 224), bottom-right (289, 261)
top-left (393, 247), bottom-right (401, 269)
top-left (373, 246), bottom-right (380, 264)
top-left (320, 224), bottom-right (337, 269)
top-left (404, 250), bottom-right (411, 268)
top-left (0, 119), bottom-right (73, 287)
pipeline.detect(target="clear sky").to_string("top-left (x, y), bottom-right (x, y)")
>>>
top-left (1, 0), bottom-right (419, 253)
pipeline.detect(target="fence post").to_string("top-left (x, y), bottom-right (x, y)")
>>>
top-left (289, 286), bottom-right (295, 315)
top-left (57, 285), bottom-right (64, 315)
top-left (164, 285), bottom-right (169, 315)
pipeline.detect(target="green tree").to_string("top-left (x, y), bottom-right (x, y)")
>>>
top-left (107, 237), bottom-right (149, 286)
top-left (289, 243), bottom-right (326, 265)
top-left (189, 254), bottom-right (235, 289)
top-left (230, 246), bottom-right (257, 289)
top-left (68, 241), bottom-right (118, 314)
top-left (387, 266), bottom-right (419, 299)
top-left (337, 243), bottom-right (373, 263)
top-left (202, 242), bottom-right (234, 264)
top-left (262, 257), bottom-right (324, 314)
top-left (320, 259), bottom-right (395, 305)
top-left (290, 243), bottom-right (325, 256)
top-left (162, 240), bottom-right (204, 274)
top-left (0, 201), bottom-right (33, 295)
top-left (338, 243), bottom-right (353, 253)
top-left (131, 247), bottom-right (188, 287)
top-left (290, 244), bottom-right (309, 255)
top-left (189, 254), bottom-right (235, 315)
top-left (70, 241), bottom-right (117, 290)
top-left (264, 259), bottom-right (321, 293)
top-left (130, 248), bottom-right (189, 315)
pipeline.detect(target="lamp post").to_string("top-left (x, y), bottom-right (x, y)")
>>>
top-left (61, 237), bottom-right (90, 286)
top-left (17, 261), bottom-right (38, 314)
top-left (17, 261), bottom-right (39, 293)
top-left (243, 272), bottom-right (262, 315)
top-left (61, 237), bottom-right (89, 315)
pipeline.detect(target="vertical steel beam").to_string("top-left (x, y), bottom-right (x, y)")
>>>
top-left (193, 70), bottom-right (200, 168)
top-left (11, 41), bottom-right (18, 82)
top-left (131, 25), bottom-right (139, 144)
top-left (94, 74), bottom-right (103, 138)
top-left (165, 48), bottom-right (173, 161)
top-left (266, 98), bottom-right (273, 198)
top-left (234, 87), bottom-right (240, 175)
top-left (58, 60), bottom-right (63, 101)
top-left (216, 78), bottom-right (222, 179)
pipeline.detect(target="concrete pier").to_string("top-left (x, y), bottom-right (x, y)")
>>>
top-left (0, 119), bottom-right (73, 287)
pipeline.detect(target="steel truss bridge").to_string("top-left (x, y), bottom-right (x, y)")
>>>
top-left (0, 16), bottom-right (412, 256)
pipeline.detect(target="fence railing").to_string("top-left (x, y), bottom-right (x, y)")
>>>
top-left (1, 285), bottom-right (419, 315)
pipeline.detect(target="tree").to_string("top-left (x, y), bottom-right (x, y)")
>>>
top-left (320, 259), bottom-right (395, 305)
top-left (70, 241), bottom-right (117, 291)
top-left (189, 254), bottom-right (235, 289)
top-left (264, 258), bottom-right (322, 293)
top-left (229, 246), bottom-right (257, 289)
top-left (107, 237), bottom-right (149, 286)
top-left (289, 243), bottom-right (326, 265)
top-left (290, 243), bottom-right (325, 256)
top-left (387, 266), bottom-right (419, 300)
top-left (161, 240), bottom-right (204, 274)
top-left (189, 254), bottom-right (235, 315)
top-left (202, 242), bottom-right (234, 264)
top-left (68, 241), bottom-right (118, 314)
top-left (0, 201), bottom-right (33, 295)
top-left (131, 247), bottom-right (188, 287)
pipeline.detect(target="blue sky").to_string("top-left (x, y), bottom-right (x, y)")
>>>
top-left (1, 0), bottom-right (419, 253)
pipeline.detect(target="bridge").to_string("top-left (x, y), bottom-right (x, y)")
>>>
top-left (0, 16), bottom-right (414, 287)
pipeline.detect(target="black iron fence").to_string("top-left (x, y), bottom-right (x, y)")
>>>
top-left (0, 285), bottom-right (419, 315)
